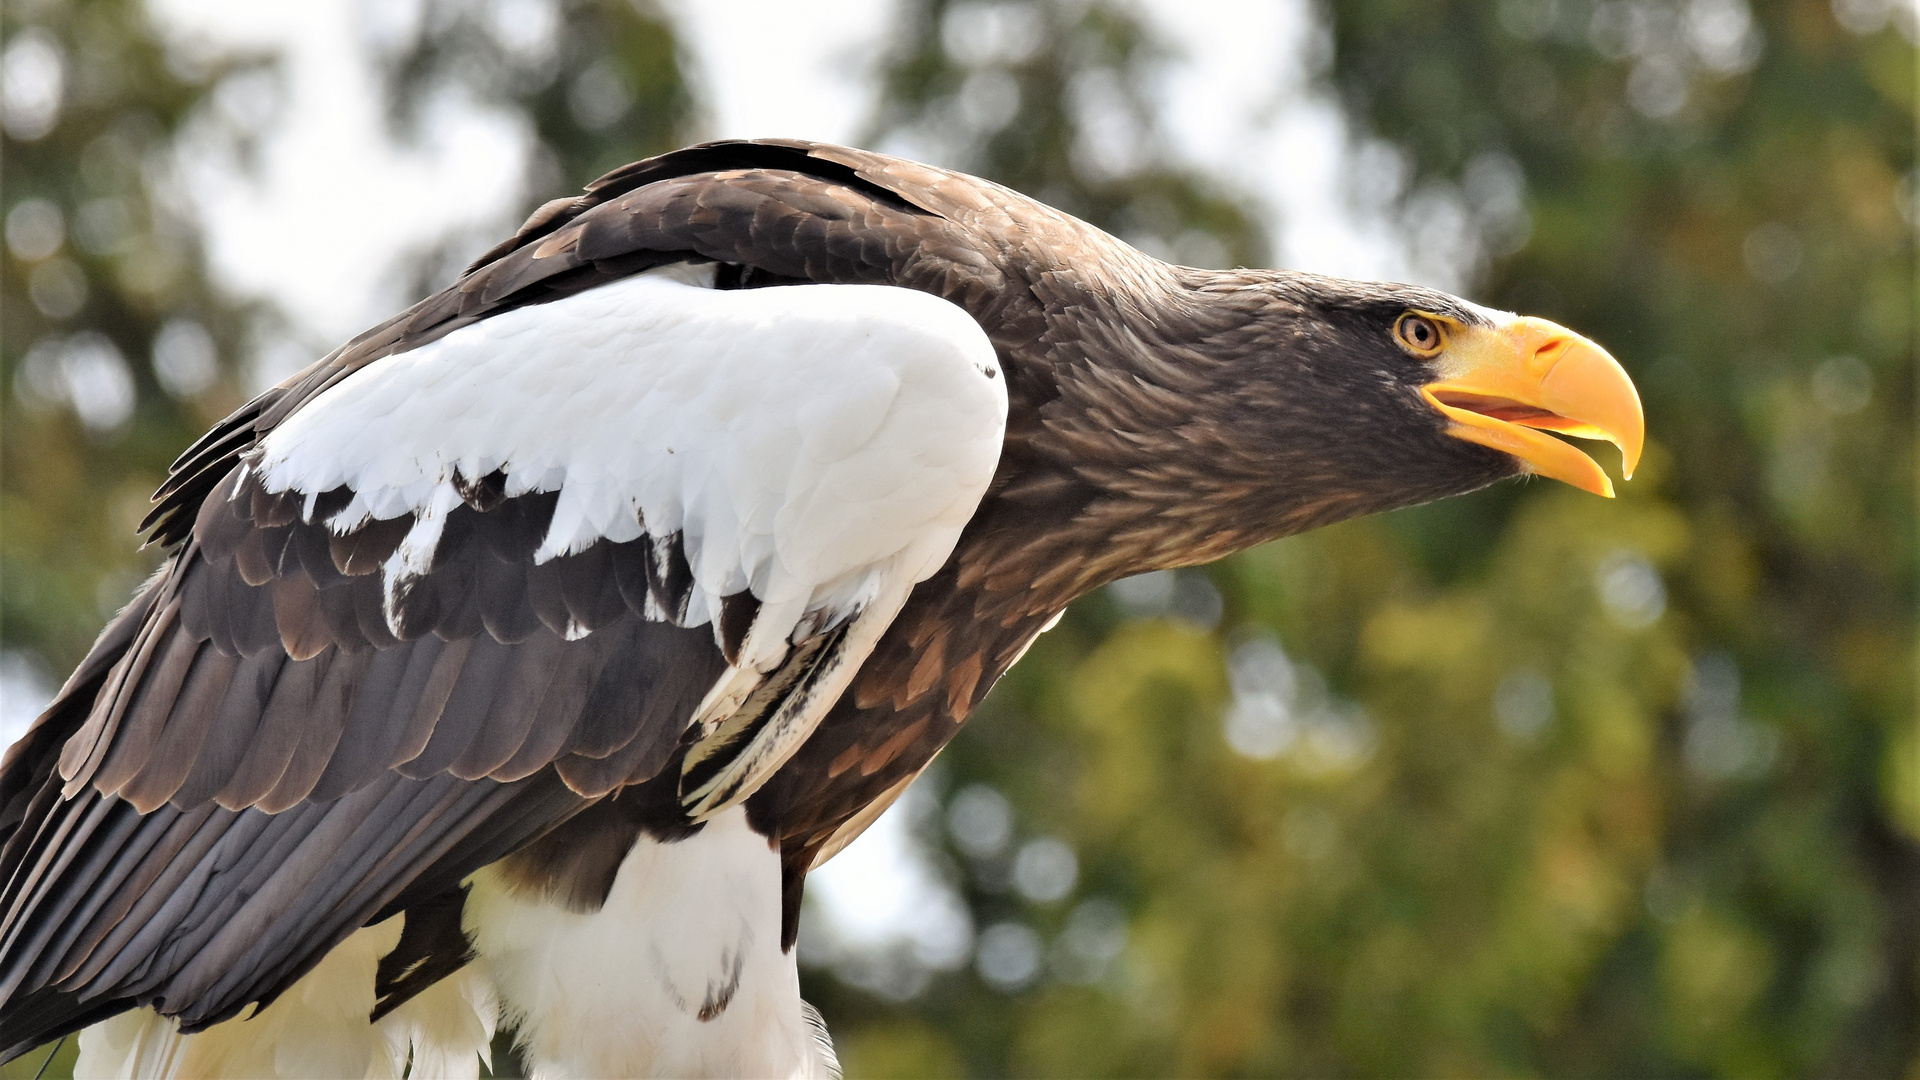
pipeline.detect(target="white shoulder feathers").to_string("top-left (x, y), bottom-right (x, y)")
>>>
top-left (251, 268), bottom-right (1007, 673)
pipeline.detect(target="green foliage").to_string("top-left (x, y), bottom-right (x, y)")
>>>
top-left (0, 1033), bottom-right (74, 1080)
top-left (367, 0), bottom-right (697, 300)
top-left (868, 0), bottom-right (1266, 266)
top-left (2, 0), bottom-right (265, 675)
top-left (1325, 1), bottom-right (1916, 1074)
top-left (374, 0), bottom-right (694, 195)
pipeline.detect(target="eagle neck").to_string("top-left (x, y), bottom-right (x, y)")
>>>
top-left (977, 267), bottom-right (1315, 603)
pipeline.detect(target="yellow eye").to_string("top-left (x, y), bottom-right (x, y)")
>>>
top-left (1396, 313), bottom-right (1444, 355)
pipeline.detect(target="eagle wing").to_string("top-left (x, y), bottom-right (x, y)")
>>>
top-left (0, 249), bottom-right (1004, 1053)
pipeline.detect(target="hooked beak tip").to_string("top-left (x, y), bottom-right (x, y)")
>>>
top-left (1421, 316), bottom-right (1644, 497)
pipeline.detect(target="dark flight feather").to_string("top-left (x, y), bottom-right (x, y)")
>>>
top-left (370, 885), bottom-right (474, 1023)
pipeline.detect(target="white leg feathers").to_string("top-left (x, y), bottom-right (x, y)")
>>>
top-left (73, 807), bottom-right (836, 1079)
top-left (468, 807), bottom-right (833, 1080)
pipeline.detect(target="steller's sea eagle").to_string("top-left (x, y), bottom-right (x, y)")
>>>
top-left (0, 140), bottom-right (1641, 1078)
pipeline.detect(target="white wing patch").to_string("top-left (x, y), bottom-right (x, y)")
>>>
top-left (251, 268), bottom-right (1007, 676)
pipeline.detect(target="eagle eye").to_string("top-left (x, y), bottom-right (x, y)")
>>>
top-left (1395, 313), bottom-right (1444, 356)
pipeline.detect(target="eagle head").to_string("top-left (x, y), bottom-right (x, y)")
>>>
top-left (1031, 265), bottom-right (1645, 575)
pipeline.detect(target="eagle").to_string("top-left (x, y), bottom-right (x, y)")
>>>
top-left (0, 140), bottom-right (1641, 1078)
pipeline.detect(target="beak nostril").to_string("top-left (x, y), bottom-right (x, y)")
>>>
top-left (1533, 338), bottom-right (1572, 368)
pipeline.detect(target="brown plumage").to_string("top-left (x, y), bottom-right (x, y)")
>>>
top-left (0, 139), bottom-right (1640, 1062)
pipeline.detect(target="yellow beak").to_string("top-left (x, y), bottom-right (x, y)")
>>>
top-left (1420, 316), bottom-right (1645, 497)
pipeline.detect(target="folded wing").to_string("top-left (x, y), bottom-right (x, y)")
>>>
top-left (0, 265), bottom-right (1004, 1055)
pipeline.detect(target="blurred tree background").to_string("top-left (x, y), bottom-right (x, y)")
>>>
top-left (2, 0), bottom-right (261, 687)
top-left (1, 0), bottom-right (1914, 1078)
